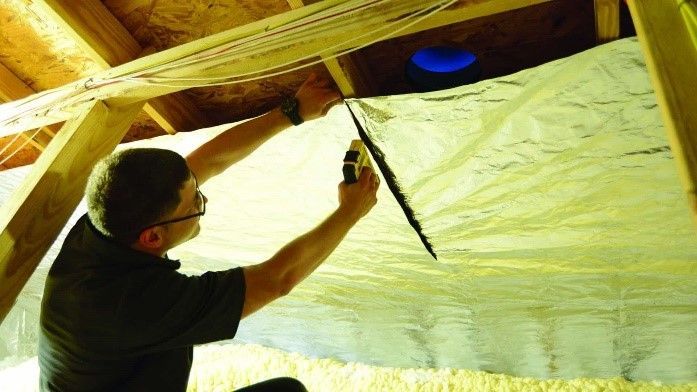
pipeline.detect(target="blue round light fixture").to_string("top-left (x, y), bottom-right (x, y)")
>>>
top-left (406, 46), bottom-right (481, 92)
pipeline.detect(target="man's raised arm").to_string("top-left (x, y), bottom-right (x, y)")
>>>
top-left (186, 74), bottom-right (341, 184)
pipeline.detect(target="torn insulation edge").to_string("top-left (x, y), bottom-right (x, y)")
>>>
top-left (345, 102), bottom-right (437, 260)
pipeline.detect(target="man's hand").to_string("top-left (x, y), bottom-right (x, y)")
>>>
top-left (338, 167), bottom-right (379, 220)
top-left (295, 73), bottom-right (342, 122)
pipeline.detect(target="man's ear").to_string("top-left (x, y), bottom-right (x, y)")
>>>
top-left (138, 227), bottom-right (165, 249)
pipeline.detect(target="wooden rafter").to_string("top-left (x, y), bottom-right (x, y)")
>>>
top-left (286, 0), bottom-right (306, 9)
top-left (0, 0), bottom-right (554, 136)
top-left (322, 55), bottom-right (375, 98)
top-left (395, 0), bottom-right (552, 38)
top-left (0, 63), bottom-right (56, 151)
top-left (626, 0), bottom-right (697, 222)
top-left (0, 100), bottom-right (143, 323)
top-left (594, 0), bottom-right (620, 43)
top-left (36, 0), bottom-right (209, 134)
top-left (0, 131), bottom-right (43, 160)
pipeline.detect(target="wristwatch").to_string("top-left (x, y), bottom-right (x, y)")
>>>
top-left (280, 96), bottom-right (303, 126)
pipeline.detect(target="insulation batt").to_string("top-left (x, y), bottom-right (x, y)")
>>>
top-left (1, 344), bottom-right (696, 391)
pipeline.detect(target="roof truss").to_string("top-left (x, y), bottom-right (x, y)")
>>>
top-left (0, 0), bottom-right (553, 137)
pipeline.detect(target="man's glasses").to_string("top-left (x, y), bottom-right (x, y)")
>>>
top-left (140, 173), bottom-right (206, 232)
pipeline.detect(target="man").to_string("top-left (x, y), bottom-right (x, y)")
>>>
top-left (38, 74), bottom-right (380, 391)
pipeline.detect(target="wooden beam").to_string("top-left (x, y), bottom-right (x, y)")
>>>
top-left (17, 131), bottom-right (46, 152)
top-left (98, 0), bottom-right (550, 102)
top-left (37, 0), bottom-right (209, 134)
top-left (0, 63), bottom-right (39, 102)
top-left (0, 100), bottom-right (143, 324)
top-left (287, 0), bottom-right (375, 97)
top-left (594, 0), bottom-right (620, 43)
top-left (322, 55), bottom-right (375, 98)
top-left (0, 0), bottom-right (552, 135)
top-left (0, 132), bottom-right (42, 166)
top-left (0, 95), bottom-right (84, 137)
top-left (626, 0), bottom-right (697, 221)
top-left (395, 0), bottom-right (552, 38)
top-left (0, 62), bottom-right (55, 148)
top-left (286, 0), bottom-right (306, 9)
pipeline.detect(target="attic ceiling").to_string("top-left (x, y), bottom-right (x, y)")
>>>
top-left (0, 0), bottom-right (636, 171)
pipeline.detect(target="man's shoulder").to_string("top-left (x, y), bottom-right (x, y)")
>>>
top-left (45, 214), bottom-right (88, 272)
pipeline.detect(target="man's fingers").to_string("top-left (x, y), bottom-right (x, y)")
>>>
top-left (358, 166), bottom-right (373, 185)
top-left (306, 72), bottom-right (317, 84)
top-left (320, 89), bottom-right (341, 105)
top-left (325, 88), bottom-right (342, 100)
top-left (322, 94), bottom-right (343, 115)
top-left (302, 73), bottom-right (333, 91)
top-left (361, 168), bottom-right (380, 193)
top-left (314, 77), bottom-right (331, 88)
top-left (328, 91), bottom-right (343, 105)
top-left (297, 73), bottom-right (317, 91)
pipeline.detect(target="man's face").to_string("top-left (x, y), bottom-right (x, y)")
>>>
top-left (162, 173), bottom-right (207, 249)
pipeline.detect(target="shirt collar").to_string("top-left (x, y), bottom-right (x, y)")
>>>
top-left (80, 214), bottom-right (182, 270)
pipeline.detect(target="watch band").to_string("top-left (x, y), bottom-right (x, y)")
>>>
top-left (281, 96), bottom-right (303, 126)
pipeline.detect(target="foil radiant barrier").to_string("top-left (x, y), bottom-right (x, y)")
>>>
top-left (1, 37), bottom-right (696, 384)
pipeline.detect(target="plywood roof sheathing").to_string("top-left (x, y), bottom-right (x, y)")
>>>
top-left (37, 0), bottom-right (210, 134)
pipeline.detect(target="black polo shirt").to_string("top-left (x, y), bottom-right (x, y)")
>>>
top-left (38, 214), bottom-right (246, 391)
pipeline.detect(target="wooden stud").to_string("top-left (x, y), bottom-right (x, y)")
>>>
top-left (626, 0), bottom-right (697, 222)
top-left (0, 100), bottom-right (143, 324)
top-left (37, 0), bottom-right (209, 134)
top-left (594, 0), bottom-right (620, 43)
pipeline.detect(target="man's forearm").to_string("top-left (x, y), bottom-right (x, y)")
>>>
top-left (187, 74), bottom-right (340, 184)
top-left (241, 170), bottom-right (377, 317)
top-left (269, 206), bottom-right (361, 293)
top-left (187, 108), bottom-right (291, 183)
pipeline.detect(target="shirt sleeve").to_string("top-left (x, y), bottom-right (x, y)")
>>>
top-left (115, 266), bottom-right (246, 354)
